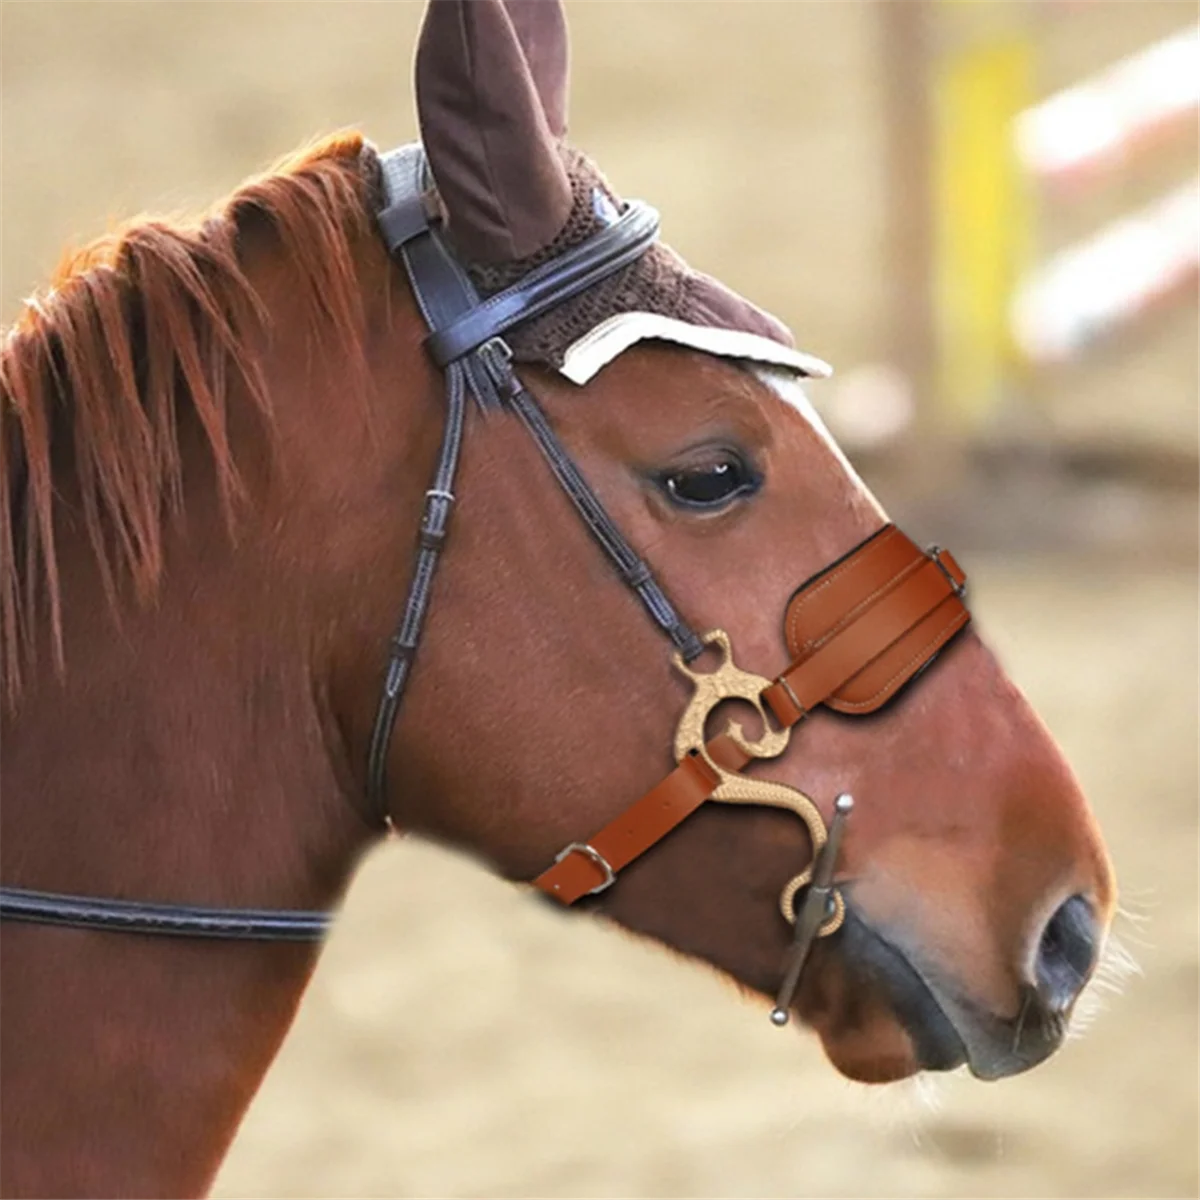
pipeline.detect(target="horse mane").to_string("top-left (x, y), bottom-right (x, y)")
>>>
top-left (0, 131), bottom-right (374, 704)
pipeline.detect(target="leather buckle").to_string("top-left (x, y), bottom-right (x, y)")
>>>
top-left (553, 842), bottom-right (616, 896)
top-left (928, 546), bottom-right (966, 598)
top-left (477, 337), bottom-right (518, 399)
top-left (418, 487), bottom-right (455, 551)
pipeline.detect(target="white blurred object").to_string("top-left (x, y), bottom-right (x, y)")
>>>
top-left (1012, 177), bottom-right (1200, 363)
top-left (1016, 23), bottom-right (1200, 184)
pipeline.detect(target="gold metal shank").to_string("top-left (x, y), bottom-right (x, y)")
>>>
top-left (671, 630), bottom-right (845, 933)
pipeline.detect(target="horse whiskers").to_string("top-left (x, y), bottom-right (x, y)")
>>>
top-left (1115, 898), bottom-right (1158, 923)
top-left (1098, 932), bottom-right (1142, 986)
top-left (1114, 883), bottom-right (1159, 912)
top-left (848, 1067), bottom-right (963, 1152)
top-left (906, 1069), bottom-right (952, 1115)
top-left (1112, 901), bottom-right (1158, 949)
top-left (1067, 932), bottom-right (1141, 1042)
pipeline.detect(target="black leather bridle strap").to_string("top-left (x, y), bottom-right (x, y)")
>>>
top-left (0, 886), bottom-right (330, 941)
top-left (363, 359), bottom-right (465, 825)
top-left (366, 146), bottom-right (475, 825)
top-left (496, 365), bottom-right (704, 662)
top-left (364, 146), bottom-right (702, 829)
top-left (424, 202), bottom-right (660, 368)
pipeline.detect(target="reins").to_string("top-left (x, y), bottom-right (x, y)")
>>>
top-left (0, 887), bottom-right (331, 941)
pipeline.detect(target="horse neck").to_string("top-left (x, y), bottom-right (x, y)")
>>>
top-left (0, 232), bottom-right (400, 1198)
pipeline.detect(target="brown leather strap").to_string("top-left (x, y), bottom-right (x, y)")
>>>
top-left (534, 734), bottom-right (749, 903)
top-left (763, 544), bottom-right (967, 724)
top-left (534, 525), bottom-right (970, 905)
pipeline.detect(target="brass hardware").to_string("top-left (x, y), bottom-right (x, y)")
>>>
top-left (672, 630), bottom-right (845, 932)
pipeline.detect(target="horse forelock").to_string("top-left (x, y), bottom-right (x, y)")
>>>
top-left (0, 131), bottom-right (374, 705)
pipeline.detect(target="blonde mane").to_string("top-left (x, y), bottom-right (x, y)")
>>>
top-left (1, 132), bottom-right (375, 702)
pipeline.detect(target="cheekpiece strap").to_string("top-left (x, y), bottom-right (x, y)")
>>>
top-left (365, 145), bottom-right (700, 826)
top-left (366, 145), bottom-right (482, 825)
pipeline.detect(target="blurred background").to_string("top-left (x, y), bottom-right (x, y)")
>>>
top-left (2, 2), bottom-right (1196, 1197)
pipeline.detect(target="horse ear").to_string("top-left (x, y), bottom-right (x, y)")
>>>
top-left (415, 0), bottom-right (573, 263)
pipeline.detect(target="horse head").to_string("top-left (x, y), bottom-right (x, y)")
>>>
top-left (1, 1), bottom-right (1118, 1193)
top-left (326, 0), bottom-right (1116, 1083)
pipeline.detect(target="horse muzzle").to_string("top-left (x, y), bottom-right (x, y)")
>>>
top-left (823, 893), bottom-right (1101, 1080)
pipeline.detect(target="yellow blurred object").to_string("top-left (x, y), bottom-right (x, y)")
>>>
top-left (933, 21), bottom-right (1035, 425)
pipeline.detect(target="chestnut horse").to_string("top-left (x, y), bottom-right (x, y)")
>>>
top-left (1, 1), bottom-right (1114, 1195)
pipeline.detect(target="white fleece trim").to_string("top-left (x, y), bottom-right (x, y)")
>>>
top-left (558, 311), bottom-right (833, 384)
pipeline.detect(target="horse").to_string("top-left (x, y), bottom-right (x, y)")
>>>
top-left (0, 0), bottom-right (1115, 1195)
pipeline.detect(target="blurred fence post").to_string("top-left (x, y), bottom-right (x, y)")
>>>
top-left (877, 0), bottom-right (968, 509)
top-left (931, 1), bottom-right (1036, 432)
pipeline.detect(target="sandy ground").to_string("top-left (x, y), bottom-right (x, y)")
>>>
top-left (2, 3), bottom-right (1197, 1197)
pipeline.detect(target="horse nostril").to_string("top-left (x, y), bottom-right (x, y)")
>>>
top-left (1033, 894), bottom-right (1098, 1014)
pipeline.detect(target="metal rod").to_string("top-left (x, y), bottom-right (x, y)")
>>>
top-left (770, 793), bottom-right (853, 1026)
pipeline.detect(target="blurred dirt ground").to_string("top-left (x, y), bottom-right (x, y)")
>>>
top-left (2, 3), bottom-right (1197, 1198)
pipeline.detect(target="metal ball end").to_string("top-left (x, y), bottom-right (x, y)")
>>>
top-left (769, 1007), bottom-right (790, 1027)
top-left (834, 793), bottom-right (855, 814)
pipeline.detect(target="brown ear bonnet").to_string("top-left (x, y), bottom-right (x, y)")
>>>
top-left (409, 0), bottom-right (800, 370)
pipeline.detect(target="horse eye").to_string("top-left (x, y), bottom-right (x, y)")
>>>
top-left (659, 453), bottom-right (759, 510)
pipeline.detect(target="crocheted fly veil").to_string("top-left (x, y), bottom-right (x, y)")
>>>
top-left (401, 0), bottom-right (831, 384)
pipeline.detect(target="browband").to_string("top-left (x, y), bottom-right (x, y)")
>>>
top-left (425, 202), bottom-right (661, 367)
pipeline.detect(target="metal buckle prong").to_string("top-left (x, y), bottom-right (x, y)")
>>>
top-left (554, 842), bottom-right (616, 896)
top-left (479, 335), bottom-right (513, 364)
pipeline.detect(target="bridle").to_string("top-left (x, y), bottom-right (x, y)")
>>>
top-left (363, 145), bottom-right (704, 819)
top-left (0, 144), bottom-right (970, 1019)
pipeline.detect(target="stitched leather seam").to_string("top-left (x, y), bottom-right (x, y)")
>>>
top-left (830, 607), bottom-right (969, 712)
top-left (789, 553), bottom-right (925, 658)
top-left (785, 527), bottom-right (902, 652)
top-left (788, 528), bottom-right (899, 622)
